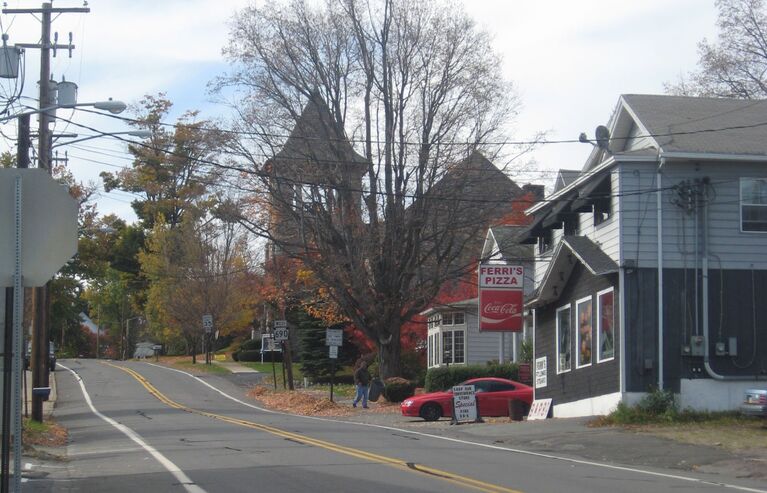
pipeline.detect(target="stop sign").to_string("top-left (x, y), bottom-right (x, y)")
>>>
top-left (0, 168), bottom-right (78, 287)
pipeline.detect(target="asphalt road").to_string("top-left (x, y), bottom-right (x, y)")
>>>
top-left (23, 359), bottom-right (767, 493)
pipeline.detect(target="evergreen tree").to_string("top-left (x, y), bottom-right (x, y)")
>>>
top-left (297, 312), bottom-right (357, 382)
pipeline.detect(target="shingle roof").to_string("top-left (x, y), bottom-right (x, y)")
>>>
top-left (268, 93), bottom-right (368, 172)
top-left (622, 94), bottom-right (767, 157)
top-left (555, 169), bottom-right (580, 191)
top-left (562, 236), bottom-right (618, 275)
top-left (489, 226), bottom-right (534, 261)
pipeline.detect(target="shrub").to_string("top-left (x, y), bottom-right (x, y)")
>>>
top-left (232, 351), bottom-right (239, 362)
top-left (239, 339), bottom-right (261, 352)
top-left (383, 377), bottom-right (415, 402)
top-left (236, 350), bottom-right (284, 362)
top-left (424, 362), bottom-right (519, 392)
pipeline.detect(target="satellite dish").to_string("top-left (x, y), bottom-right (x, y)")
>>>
top-left (595, 125), bottom-right (610, 151)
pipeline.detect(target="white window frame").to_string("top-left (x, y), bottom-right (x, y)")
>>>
top-left (740, 177), bottom-right (767, 233)
top-left (575, 295), bottom-right (593, 369)
top-left (596, 287), bottom-right (615, 363)
top-left (556, 303), bottom-right (572, 374)
top-left (440, 328), bottom-right (466, 365)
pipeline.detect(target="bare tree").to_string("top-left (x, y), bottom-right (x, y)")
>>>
top-left (667, 0), bottom-right (767, 98)
top-left (217, 0), bottom-right (522, 378)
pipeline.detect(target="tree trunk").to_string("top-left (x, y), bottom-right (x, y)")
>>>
top-left (377, 338), bottom-right (401, 380)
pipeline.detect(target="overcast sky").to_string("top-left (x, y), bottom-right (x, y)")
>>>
top-left (0, 0), bottom-right (719, 220)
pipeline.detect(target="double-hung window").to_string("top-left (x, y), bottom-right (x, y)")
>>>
top-left (741, 178), bottom-right (767, 232)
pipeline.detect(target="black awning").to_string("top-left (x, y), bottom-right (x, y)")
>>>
top-left (518, 211), bottom-right (549, 244)
top-left (541, 195), bottom-right (575, 229)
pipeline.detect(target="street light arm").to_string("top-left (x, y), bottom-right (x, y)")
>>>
top-left (51, 130), bottom-right (151, 149)
top-left (1, 100), bottom-right (128, 123)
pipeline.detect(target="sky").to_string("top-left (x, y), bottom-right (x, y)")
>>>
top-left (0, 0), bottom-right (720, 221)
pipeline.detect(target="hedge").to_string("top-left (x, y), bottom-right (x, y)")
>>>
top-left (383, 377), bottom-right (416, 402)
top-left (424, 362), bottom-right (519, 392)
top-left (236, 350), bottom-right (284, 362)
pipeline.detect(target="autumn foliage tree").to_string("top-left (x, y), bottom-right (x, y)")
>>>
top-left (141, 216), bottom-right (255, 361)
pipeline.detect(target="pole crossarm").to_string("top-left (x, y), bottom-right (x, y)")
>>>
top-left (15, 43), bottom-right (77, 50)
top-left (2, 7), bottom-right (90, 14)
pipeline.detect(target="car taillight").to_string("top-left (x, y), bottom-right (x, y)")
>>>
top-left (760, 395), bottom-right (767, 405)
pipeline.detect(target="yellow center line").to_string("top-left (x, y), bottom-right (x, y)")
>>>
top-left (103, 362), bottom-right (524, 493)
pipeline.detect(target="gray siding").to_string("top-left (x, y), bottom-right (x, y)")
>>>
top-left (576, 170), bottom-right (621, 261)
top-left (619, 160), bottom-right (767, 270)
top-left (465, 311), bottom-right (514, 364)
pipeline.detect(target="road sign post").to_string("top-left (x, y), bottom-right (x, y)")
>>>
top-left (328, 345), bottom-right (339, 402)
top-left (202, 315), bottom-right (213, 364)
top-left (0, 170), bottom-right (77, 489)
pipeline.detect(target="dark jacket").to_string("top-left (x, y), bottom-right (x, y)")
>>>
top-left (354, 366), bottom-right (370, 386)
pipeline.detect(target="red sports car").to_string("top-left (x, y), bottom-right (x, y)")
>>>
top-left (401, 377), bottom-right (533, 421)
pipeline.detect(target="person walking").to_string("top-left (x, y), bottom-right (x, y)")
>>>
top-left (353, 361), bottom-right (370, 408)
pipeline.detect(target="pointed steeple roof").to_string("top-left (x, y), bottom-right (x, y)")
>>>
top-left (268, 94), bottom-right (367, 175)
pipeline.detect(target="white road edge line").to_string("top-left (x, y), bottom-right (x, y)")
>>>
top-left (59, 363), bottom-right (207, 493)
top-left (143, 363), bottom-right (767, 493)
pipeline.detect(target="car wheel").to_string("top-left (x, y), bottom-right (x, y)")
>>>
top-left (420, 402), bottom-right (442, 422)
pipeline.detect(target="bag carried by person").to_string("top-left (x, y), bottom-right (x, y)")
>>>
top-left (367, 377), bottom-right (384, 402)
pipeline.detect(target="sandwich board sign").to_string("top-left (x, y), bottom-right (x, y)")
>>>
top-left (451, 385), bottom-right (481, 424)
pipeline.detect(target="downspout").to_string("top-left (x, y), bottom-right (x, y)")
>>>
top-left (701, 180), bottom-right (765, 381)
top-left (656, 158), bottom-right (665, 390)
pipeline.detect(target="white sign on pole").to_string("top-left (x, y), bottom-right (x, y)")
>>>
top-left (261, 334), bottom-right (280, 352)
top-left (202, 314), bottom-right (213, 333)
top-left (535, 356), bottom-right (547, 389)
top-left (273, 327), bottom-right (289, 342)
top-left (527, 398), bottom-right (552, 421)
top-left (325, 328), bottom-right (343, 346)
top-left (0, 169), bottom-right (78, 287)
top-left (273, 320), bottom-right (287, 328)
top-left (328, 345), bottom-right (338, 359)
top-left (451, 385), bottom-right (478, 423)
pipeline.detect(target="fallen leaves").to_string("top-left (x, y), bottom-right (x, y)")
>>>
top-left (246, 386), bottom-right (400, 416)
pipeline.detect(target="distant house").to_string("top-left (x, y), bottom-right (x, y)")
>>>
top-left (523, 94), bottom-right (767, 417)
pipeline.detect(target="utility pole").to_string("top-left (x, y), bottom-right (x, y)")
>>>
top-left (1, 2), bottom-right (89, 427)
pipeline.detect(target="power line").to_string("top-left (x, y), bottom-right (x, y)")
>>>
top-left (76, 104), bottom-right (767, 148)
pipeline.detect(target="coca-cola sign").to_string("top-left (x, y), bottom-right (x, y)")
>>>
top-left (478, 263), bottom-right (524, 332)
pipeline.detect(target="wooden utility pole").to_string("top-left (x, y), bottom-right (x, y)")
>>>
top-left (2, 2), bottom-right (90, 424)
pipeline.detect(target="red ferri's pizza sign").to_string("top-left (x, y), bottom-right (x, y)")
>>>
top-left (478, 263), bottom-right (524, 332)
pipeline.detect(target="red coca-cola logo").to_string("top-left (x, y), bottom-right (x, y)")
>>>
top-left (483, 302), bottom-right (519, 315)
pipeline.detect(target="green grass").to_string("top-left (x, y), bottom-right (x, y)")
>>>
top-left (593, 388), bottom-right (763, 426)
top-left (23, 418), bottom-right (49, 433)
top-left (175, 360), bottom-right (231, 375)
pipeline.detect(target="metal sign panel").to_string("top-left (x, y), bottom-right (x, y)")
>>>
top-left (451, 385), bottom-right (478, 423)
top-left (202, 314), bottom-right (213, 333)
top-left (328, 345), bottom-right (338, 359)
top-left (325, 328), bottom-right (343, 346)
top-left (478, 263), bottom-right (524, 332)
top-left (273, 327), bottom-right (289, 342)
top-left (0, 169), bottom-right (77, 287)
top-left (261, 334), bottom-right (280, 352)
top-left (273, 320), bottom-right (287, 328)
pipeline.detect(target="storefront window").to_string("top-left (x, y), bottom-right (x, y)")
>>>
top-left (556, 304), bottom-right (571, 373)
top-left (597, 288), bottom-right (615, 362)
top-left (576, 296), bottom-right (593, 368)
